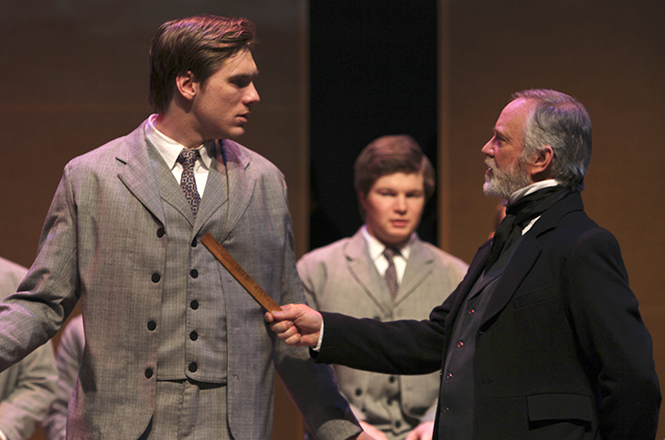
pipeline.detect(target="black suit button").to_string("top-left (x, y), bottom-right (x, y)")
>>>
top-left (189, 362), bottom-right (198, 372)
top-left (156, 228), bottom-right (165, 238)
top-left (355, 388), bottom-right (362, 396)
top-left (145, 368), bottom-right (153, 379)
top-left (147, 321), bottom-right (156, 331)
top-left (190, 269), bottom-right (198, 278)
top-left (151, 273), bottom-right (161, 283)
top-left (190, 331), bottom-right (198, 341)
top-left (190, 300), bottom-right (199, 310)
top-left (388, 376), bottom-right (396, 383)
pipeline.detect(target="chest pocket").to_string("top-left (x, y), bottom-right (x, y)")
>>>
top-left (513, 283), bottom-right (557, 308)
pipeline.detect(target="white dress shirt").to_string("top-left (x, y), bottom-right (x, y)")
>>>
top-left (145, 114), bottom-right (215, 196)
top-left (361, 225), bottom-right (414, 284)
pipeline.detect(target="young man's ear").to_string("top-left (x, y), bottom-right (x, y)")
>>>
top-left (175, 71), bottom-right (199, 102)
top-left (357, 190), bottom-right (369, 219)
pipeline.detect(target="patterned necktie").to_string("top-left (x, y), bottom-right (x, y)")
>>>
top-left (383, 247), bottom-right (399, 300)
top-left (177, 149), bottom-right (201, 218)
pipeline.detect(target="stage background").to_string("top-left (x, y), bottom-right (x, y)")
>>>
top-left (0, 1), bottom-right (661, 438)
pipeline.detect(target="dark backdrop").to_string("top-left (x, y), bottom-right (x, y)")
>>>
top-left (309, 0), bottom-right (439, 250)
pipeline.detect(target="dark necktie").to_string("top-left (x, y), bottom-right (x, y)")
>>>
top-left (383, 247), bottom-right (399, 300)
top-left (177, 149), bottom-right (201, 218)
top-left (485, 186), bottom-right (571, 271)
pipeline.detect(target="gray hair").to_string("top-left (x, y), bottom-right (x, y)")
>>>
top-left (513, 89), bottom-right (592, 191)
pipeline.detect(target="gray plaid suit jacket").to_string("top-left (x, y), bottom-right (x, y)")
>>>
top-left (297, 229), bottom-right (467, 437)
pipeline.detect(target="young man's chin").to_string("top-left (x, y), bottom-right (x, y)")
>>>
top-left (219, 124), bottom-right (246, 140)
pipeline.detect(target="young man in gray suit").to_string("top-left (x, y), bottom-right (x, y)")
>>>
top-left (267, 89), bottom-right (661, 440)
top-left (0, 15), bottom-right (370, 440)
top-left (297, 135), bottom-right (467, 440)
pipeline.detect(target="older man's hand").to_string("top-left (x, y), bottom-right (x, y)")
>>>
top-left (264, 304), bottom-right (323, 347)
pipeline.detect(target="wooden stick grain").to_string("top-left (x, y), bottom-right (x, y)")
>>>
top-left (201, 233), bottom-right (282, 312)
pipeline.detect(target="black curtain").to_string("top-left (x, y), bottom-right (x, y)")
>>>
top-left (309, 0), bottom-right (439, 250)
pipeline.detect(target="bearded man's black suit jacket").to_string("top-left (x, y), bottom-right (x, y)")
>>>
top-left (315, 191), bottom-right (661, 440)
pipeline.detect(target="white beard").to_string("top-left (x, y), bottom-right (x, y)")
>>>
top-left (483, 157), bottom-right (531, 199)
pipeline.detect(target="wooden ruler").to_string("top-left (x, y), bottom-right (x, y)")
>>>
top-left (201, 233), bottom-right (282, 312)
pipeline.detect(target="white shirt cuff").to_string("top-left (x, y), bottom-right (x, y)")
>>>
top-left (313, 318), bottom-right (324, 351)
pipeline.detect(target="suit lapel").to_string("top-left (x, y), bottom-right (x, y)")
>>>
top-left (116, 122), bottom-right (168, 226)
top-left (478, 192), bottom-right (585, 327)
top-left (194, 141), bottom-right (229, 234)
top-left (147, 141), bottom-right (196, 226)
top-left (116, 128), bottom-right (260, 237)
top-left (480, 235), bottom-right (541, 326)
top-left (397, 239), bottom-right (434, 303)
top-left (345, 230), bottom-right (392, 314)
top-left (208, 139), bottom-right (255, 242)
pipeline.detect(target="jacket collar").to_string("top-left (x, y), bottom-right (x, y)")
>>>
top-left (445, 191), bottom-right (584, 331)
top-left (343, 228), bottom-right (437, 307)
top-left (480, 191), bottom-right (584, 326)
top-left (116, 120), bottom-right (256, 238)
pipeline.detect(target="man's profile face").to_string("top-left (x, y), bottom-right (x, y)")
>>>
top-left (191, 49), bottom-right (260, 141)
top-left (481, 98), bottom-right (534, 198)
top-left (360, 172), bottom-right (425, 248)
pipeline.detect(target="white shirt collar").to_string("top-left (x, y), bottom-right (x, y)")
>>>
top-left (507, 179), bottom-right (560, 205)
top-left (361, 225), bottom-right (414, 262)
top-left (507, 179), bottom-right (562, 235)
top-left (145, 114), bottom-right (213, 171)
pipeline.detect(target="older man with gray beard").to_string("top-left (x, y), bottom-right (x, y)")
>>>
top-left (267, 89), bottom-right (662, 440)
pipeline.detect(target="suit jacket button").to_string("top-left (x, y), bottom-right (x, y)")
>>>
top-left (190, 269), bottom-right (198, 278)
top-left (151, 273), bottom-right (161, 283)
top-left (355, 388), bottom-right (362, 396)
top-left (189, 362), bottom-right (198, 372)
top-left (190, 331), bottom-right (198, 341)
top-left (147, 321), bottom-right (156, 331)
top-left (145, 368), bottom-right (153, 379)
top-left (190, 300), bottom-right (199, 310)
top-left (156, 228), bottom-right (165, 238)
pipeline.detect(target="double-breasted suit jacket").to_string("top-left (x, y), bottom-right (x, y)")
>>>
top-left (314, 192), bottom-right (661, 439)
top-left (297, 229), bottom-right (468, 437)
top-left (0, 120), bottom-right (359, 439)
